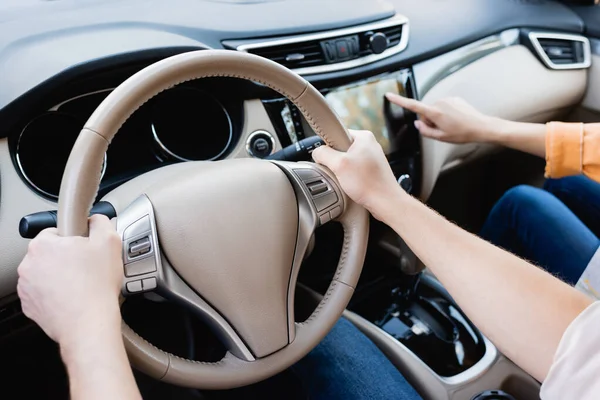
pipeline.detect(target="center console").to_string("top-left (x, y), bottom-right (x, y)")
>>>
top-left (369, 275), bottom-right (486, 378)
top-left (342, 272), bottom-right (540, 400)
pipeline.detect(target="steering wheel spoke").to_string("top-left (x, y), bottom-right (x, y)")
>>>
top-left (270, 161), bottom-right (345, 339)
top-left (117, 194), bottom-right (255, 361)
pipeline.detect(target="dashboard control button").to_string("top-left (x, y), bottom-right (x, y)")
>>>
top-left (123, 216), bottom-right (151, 241)
top-left (336, 40), bottom-right (350, 59)
top-left (319, 212), bottom-right (331, 225)
top-left (349, 36), bottom-right (360, 54)
top-left (308, 181), bottom-right (328, 195)
top-left (142, 277), bottom-right (157, 291)
top-left (129, 236), bottom-right (151, 258)
top-left (126, 280), bottom-right (143, 293)
top-left (246, 130), bottom-right (275, 158)
top-left (125, 256), bottom-right (157, 277)
top-left (253, 138), bottom-right (270, 155)
top-left (314, 191), bottom-right (338, 212)
top-left (324, 42), bottom-right (336, 60)
top-left (330, 206), bottom-right (342, 220)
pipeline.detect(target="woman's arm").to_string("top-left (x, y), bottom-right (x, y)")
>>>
top-left (385, 93), bottom-right (547, 157)
top-left (386, 94), bottom-right (600, 181)
top-left (313, 130), bottom-right (593, 382)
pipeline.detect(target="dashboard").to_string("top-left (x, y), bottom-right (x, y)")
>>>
top-left (13, 77), bottom-right (247, 200)
top-left (0, 0), bottom-right (598, 300)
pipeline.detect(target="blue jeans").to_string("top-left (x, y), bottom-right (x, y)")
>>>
top-left (480, 176), bottom-right (600, 285)
top-left (293, 318), bottom-right (422, 400)
top-left (219, 318), bottom-right (421, 399)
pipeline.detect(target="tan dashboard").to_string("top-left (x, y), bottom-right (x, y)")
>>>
top-left (416, 45), bottom-right (587, 200)
top-left (0, 98), bottom-right (283, 300)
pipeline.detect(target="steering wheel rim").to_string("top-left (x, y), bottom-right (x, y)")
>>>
top-left (57, 50), bottom-right (369, 389)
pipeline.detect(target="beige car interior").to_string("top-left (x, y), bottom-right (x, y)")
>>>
top-left (1, 4), bottom-right (599, 398)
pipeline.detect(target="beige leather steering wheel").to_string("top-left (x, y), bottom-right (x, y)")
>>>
top-left (57, 50), bottom-right (369, 389)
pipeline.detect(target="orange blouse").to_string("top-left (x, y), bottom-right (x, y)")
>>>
top-left (545, 122), bottom-right (600, 182)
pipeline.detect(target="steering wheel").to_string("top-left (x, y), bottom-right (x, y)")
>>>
top-left (56, 50), bottom-right (369, 389)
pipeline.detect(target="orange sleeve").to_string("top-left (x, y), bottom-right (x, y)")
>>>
top-left (545, 122), bottom-right (600, 182)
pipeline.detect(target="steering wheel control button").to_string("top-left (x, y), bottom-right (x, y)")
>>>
top-left (319, 212), bottom-right (331, 225)
top-left (142, 277), bottom-right (157, 291)
top-left (126, 280), bottom-right (143, 293)
top-left (314, 191), bottom-right (338, 212)
top-left (246, 130), bottom-right (275, 158)
top-left (330, 206), bottom-right (342, 220)
top-left (293, 168), bottom-right (321, 181)
top-left (123, 215), bottom-right (151, 240)
top-left (128, 236), bottom-right (151, 258)
top-left (125, 256), bottom-right (157, 277)
top-left (308, 181), bottom-right (328, 195)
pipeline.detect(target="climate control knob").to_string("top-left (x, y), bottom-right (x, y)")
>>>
top-left (369, 32), bottom-right (388, 55)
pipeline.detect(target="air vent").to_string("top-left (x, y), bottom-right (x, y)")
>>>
top-left (230, 15), bottom-right (409, 76)
top-left (247, 40), bottom-right (326, 70)
top-left (529, 32), bottom-right (591, 70)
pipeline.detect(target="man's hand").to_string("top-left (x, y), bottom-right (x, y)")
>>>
top-left (17, 215), bottom-right (123, 347)
top-left (385, 93), bottom-right (496, 143)
top-left (312, 130), bottom-right (401, 220)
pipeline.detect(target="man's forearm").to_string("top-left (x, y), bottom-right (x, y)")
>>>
top-left (485, 118), bottom-right (546, 158)
top-left (376, 187), bottom-right (592, 382)
top-left (60, 303), bottom-right (142, 400)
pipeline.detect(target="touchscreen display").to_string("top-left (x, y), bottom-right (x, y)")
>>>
top-left (325, 76), bottom-right (404, 154)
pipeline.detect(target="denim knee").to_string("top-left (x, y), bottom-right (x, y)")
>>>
top-left (492, 185), bottom-right (549, 219)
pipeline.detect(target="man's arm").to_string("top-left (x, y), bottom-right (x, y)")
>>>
top-left (17, 215), bottom-right (142, 400)
top-left (377, 185), bottom-right (591, 382)
top-left (60, 304), bottom-right (140, 400)
top-left (313, 130), bottom-right (593, 382)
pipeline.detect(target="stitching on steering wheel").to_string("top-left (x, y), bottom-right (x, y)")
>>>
top-left (90, 70), bottom-right (334, 149)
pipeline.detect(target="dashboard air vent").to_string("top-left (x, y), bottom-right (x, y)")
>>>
top-left (229, 15), bottom-right (409, 76)
top-left (247, 40), bottom-right (326, 69)
top-left (528, 32), bottom-right (591, 70)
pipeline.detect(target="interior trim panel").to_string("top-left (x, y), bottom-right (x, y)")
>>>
top-left (413, 29), bottom-right (520, 99)
top-left (413, 41), bottom-right (587, 201)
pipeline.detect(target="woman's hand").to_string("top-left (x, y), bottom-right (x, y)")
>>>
top-left (312, 129), bottom-right (403, 220)
top-left (385, 93), bottom-right (498, 143)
